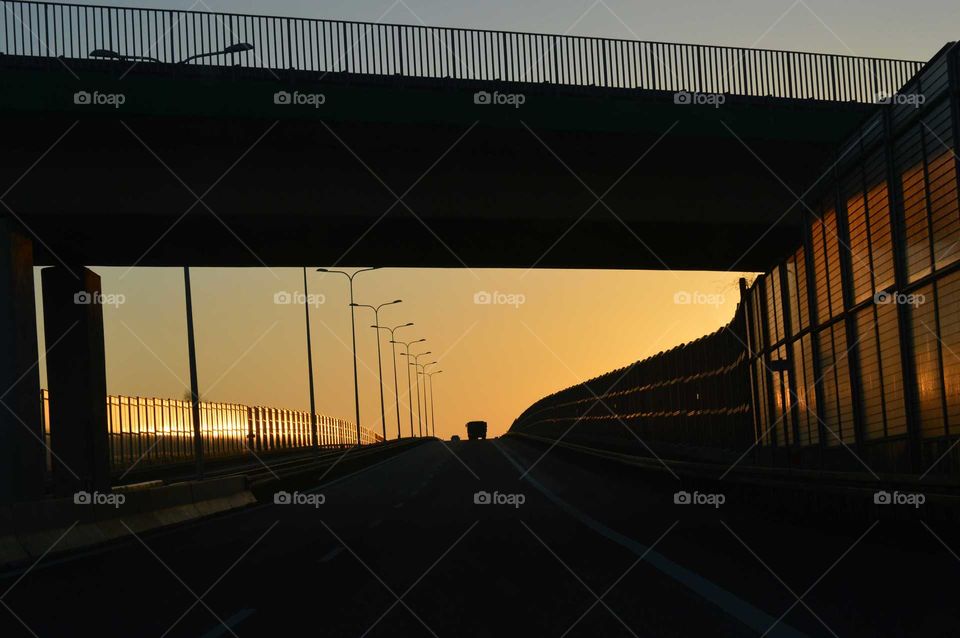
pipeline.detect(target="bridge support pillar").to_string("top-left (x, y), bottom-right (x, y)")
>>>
top-left (41, 266), bottom-right (111, 496)
top-left (0, 218), bottom-right (45, 504)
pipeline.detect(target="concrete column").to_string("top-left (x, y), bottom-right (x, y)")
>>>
top-left (0, 218), bottom-right (45, 504)
top-left (41, 266), bottom-right (110, 495)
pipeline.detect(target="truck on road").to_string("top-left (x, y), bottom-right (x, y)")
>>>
top-left (466, 421), bottom-right (488, 440)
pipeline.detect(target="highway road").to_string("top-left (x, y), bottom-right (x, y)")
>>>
top-left (1, 437), bottom-right (956, 637)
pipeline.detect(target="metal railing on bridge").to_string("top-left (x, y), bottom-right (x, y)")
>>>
top-left (1, 0), bottom-right (924, 103)
top-left (40, 389), bottom-right (382, 475)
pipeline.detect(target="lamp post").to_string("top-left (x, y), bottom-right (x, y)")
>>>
top-left (406, 354), bottom-right (436, 437)
top-left (183, 267), bottom-right (204, 479)
top-left (391, 340), bottom-right (426, 437)
top-left (374, 322), bottom-right (414, 439)
top-left (412, 361), bottom-right (438, 435)
top-left (89, 48), bottom-right (160, 63)
top-left (89, 42), bottom-right (253, 65)
top-left (350, 300), bottom-right (401, 442)
top-left (422, 369), bottom-right (443, 437)
top-left (420, 361), bottom-right (438, 436)
top-left (317, 267), bottom-right (378, 445)
top-left (302, 267), bottom-right (319, 456)
top-left (178, 42), bottom-right (254, 65)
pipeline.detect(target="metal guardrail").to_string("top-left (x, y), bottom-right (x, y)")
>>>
top-left (40, 389), bottom-right (382, 474)
top-left (1, 0), bottom-right (924, 103)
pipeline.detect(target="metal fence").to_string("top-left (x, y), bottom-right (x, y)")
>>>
top-left (742, 42), bottom-right (960, 475)
top-left (1, 0), bottom-right (924, 103)
top-left (510, 305), bottom-right (754, 456)
top-left (40, 389), bottom-right (380, 474)
top-left (511, 43), bottom-right (960, 478)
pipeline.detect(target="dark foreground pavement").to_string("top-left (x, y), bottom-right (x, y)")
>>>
top-left (1, 437), bottom-right (956, 637)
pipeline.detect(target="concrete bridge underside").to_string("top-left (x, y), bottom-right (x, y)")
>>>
top-left (0, 59), bottom-right (879, 271)
top-left (0, 59), bottom-right (886, 503)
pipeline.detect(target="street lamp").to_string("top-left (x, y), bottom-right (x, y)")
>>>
top-left (182, 267), bottom-right (204, 479)
top-left (405, 354), bottom-right (436, 437)
top-left (421, 369), bottom-right (443, 438)
top-left (421, 362), bottom-right (439, 436)
top-left (178, 42), bottom-right (254, 64)
top-left (302, 267), bottom-right (319, 456)
top-left (413, 361), bottom-right (438, 435)
top-left (89, 48), bottom-right (160, 63)
top-left (350, 299), bottom-right (401, 441)
top-left (318, 267), bottom-right (378, 445)
top-left (391, 340), bottom-right (426, 437)
top-left (89, 42), bottom-right (253, 65)
top-left (374, 322), bottom-right (414, 439)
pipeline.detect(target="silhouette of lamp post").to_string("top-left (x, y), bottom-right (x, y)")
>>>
top-left (89, 48), bottom-right (160, 63)
top-left (317, 267), bottom-right (377, 445)
top-left (390, 339), bottom-right (426, 437)
top-left (422, 369), bottom-right (443, 437)
top-left (89, 42), bottom-right (253, 64)
top-left (406, 355), bottom-right (436, 437)
top-left (350, 300), bottom-right (402, 442)
top-left (302, 267), bottom-right (319, 456)
top-left (177, 42), bottom-right (254, 64)
top-left (373, 322), bottom-right (414, 439)
top-left (415, 361), bottom-right (439, 435)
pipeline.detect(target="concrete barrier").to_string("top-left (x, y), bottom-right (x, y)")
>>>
top-left (190, 476), bottom-right (254, 517)
top-left (0, 476), bottom-right (256, 568)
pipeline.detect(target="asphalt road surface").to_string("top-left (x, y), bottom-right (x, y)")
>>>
top-left (1, 437), bottom-right (956, 637)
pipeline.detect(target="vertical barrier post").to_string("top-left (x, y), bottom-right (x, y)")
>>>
top-left (41, 265), bottom-right (111, 496)
top-left (0, 218), bottom-right (45, 502)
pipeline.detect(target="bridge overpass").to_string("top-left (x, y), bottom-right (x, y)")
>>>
top-left (0, 1), bottom-right (924, 270)
top-left (0, 1), bottom-right (929, 503)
